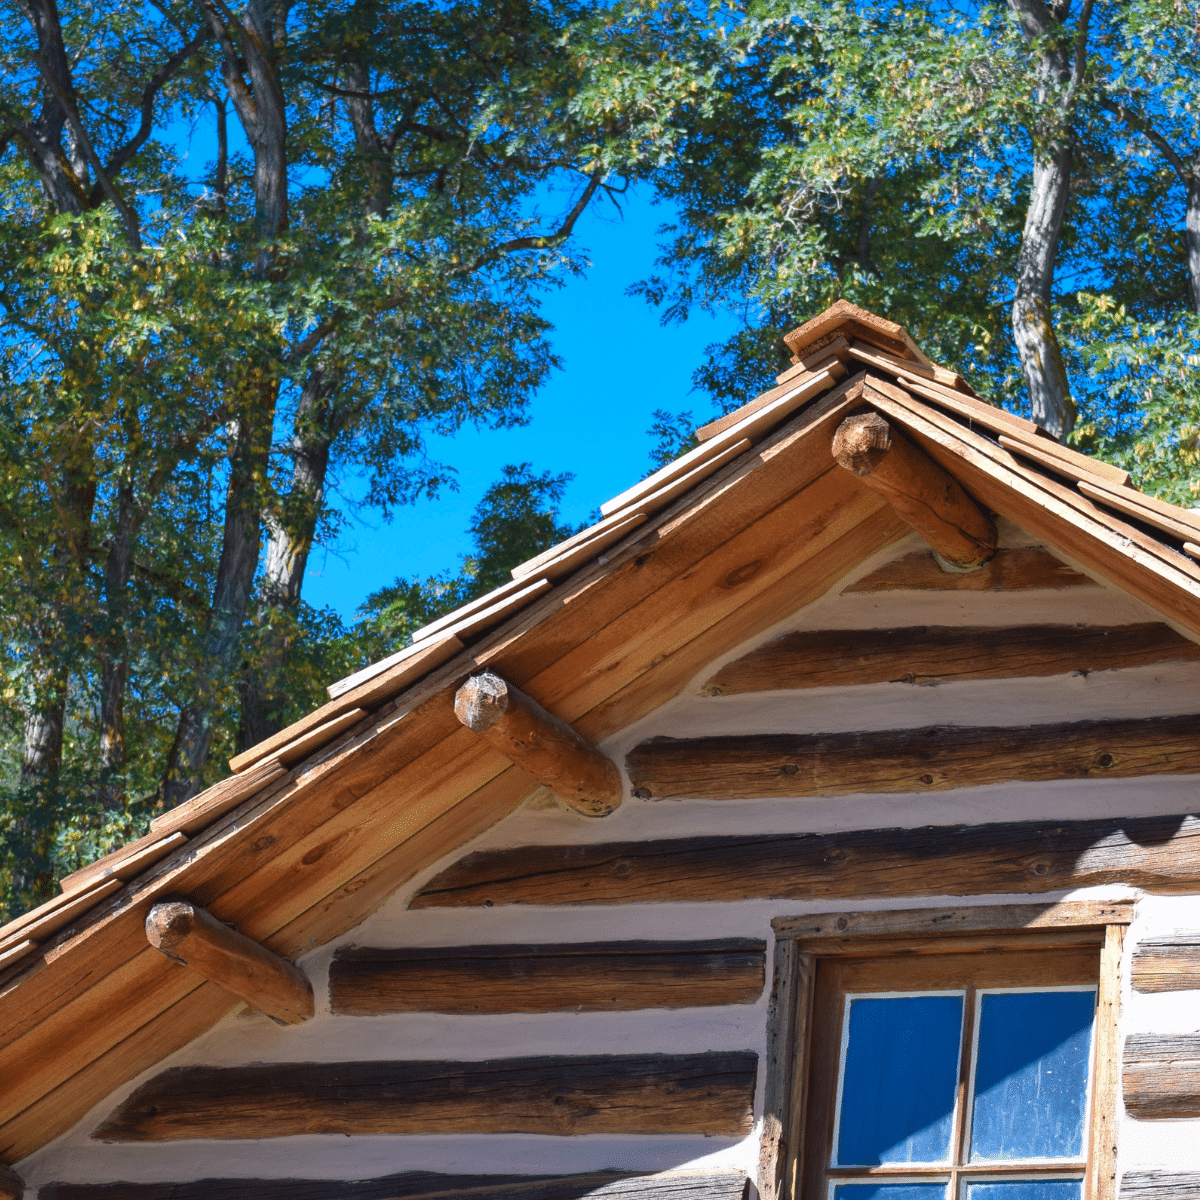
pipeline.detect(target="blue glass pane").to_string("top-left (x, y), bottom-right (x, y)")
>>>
top-left (966, 1179), bottom-right (1082, 1200)
top-left (836, 994), bottom-right (963, 1165)
top-left (834, 1185), bottom-right (947, 1200)
top-left (970, 990), bottom-right (1095, 1161)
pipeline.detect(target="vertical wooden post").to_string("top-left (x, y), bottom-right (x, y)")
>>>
top-left (759, 940), bottom-right (814, 1200)
top-left (1086, 922), bottom-right (1125, 1200)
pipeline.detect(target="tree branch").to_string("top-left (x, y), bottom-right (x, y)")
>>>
top-left (456, 166), bottom-right (605, 275)
top-left (30, 50), bottom-right (141, 246)
top-left (1099, 94), bottom-right (1189, 179)
top-left (100, 24), bottom-right (211, 184)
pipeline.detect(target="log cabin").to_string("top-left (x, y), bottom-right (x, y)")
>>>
top-left (2, 299), bottom-right (1200, 1200)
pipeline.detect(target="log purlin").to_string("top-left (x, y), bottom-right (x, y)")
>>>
top-left (94, 1052), bottom-right (760, 1141)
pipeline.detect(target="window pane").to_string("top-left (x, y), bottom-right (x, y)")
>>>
top-left (969, 990), bottom-right (1095, 1161)
top-left (834, 1183), bottom-right (948, 1200)
top-left (836, 994), bottom-right (963, 1165)
top-left (965, 1179), bottom-right (1082, 1200)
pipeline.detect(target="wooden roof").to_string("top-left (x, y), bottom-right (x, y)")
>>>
top-left (2, 300), bottom-right (1199, 1165)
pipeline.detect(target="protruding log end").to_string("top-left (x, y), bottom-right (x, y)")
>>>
top-left (146, 900), bottom-right (314, 1025)
top-left (0, 1162), bottom-right (24, 1200)
top-left (454, 672), bottom-right (622, 818)
top-left (832, 410), bottom-right (892, 476)
top-left (832, 409), bottom-right (997, 571)
top-left (454, 671), bottom-right (511, 732)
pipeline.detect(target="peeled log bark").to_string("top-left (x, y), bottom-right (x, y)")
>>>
top-left (146, 901), bottom-right (313, 1025)
top-left (832, 411), bottom-right (997, 569)
top-left (454, 672), bottom-right (622, 818)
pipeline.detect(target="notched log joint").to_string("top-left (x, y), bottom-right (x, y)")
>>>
top-left (454, 671), bottom-right (622, 818)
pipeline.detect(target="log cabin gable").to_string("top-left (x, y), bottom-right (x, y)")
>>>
top-left (7, 301), bottom-right (1200, 1198)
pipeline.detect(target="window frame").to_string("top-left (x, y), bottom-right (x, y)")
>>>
top-left (759, 901), bottom-right (1131, 1200)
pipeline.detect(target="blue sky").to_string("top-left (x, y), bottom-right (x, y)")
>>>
top-left (302, 191), bottom-right (743, 621)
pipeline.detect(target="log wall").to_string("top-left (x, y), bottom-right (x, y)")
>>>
top-left (22, 530), bottom-right (1200, 1199)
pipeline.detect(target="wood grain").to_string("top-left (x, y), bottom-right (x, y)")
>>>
top-left (703, 622), bottom-right (1200, 694)
top-left (330, 938), bottom-right (765, 1014)
top-left (145, 901), bottom-right (313, 1024)
top-left (1122, 1174), bottom-right (1200, 1200)
top-left (1131, 937), bottom-right (1200, 992)
top-left (625, 714), bottom-right (1200, 800)
top-left (94, 1051), bottom-right (759, 1141)
top-left (1123, 1034), bottom-right (1200, 1118)
top-left (1087, 924), bottom-right (1123, 1200)
top-left (41, 1170), bottom-right (750, 1200)
top-left (410, 812), bottom-right (1200, 908)
top-left (832, 410), bottom-right (997, 568)
top-left (454, 672), bottom-right (622, 818)
top-left (772, 900), bottom-right (1134, 942)
top-left (846, 547), bottom-right (1097, 592)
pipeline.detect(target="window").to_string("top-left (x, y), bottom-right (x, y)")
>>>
top-left (761, 904), bottom-right (1129, 1200)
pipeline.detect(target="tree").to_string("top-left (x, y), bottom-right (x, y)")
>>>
top-left (0, 0), bottom-right (649, 912)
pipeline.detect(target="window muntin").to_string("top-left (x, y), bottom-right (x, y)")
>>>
top-left (802, 949), bottom-right (1100, 1200)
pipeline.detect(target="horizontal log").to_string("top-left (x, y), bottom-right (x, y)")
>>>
top-left (1131, 937), bottom-right (1200, 992)
top-left (1122, 1174), bottom-right (1200, 1200)
top-left (846, 547), bottom-right (1097, 592)
top-left (94, 1051), bottom-right (758, 1141)
top-left (625, 714), bottom-right (1200, 800)
top-left (41, 1170), bottom-right (749, 1200)
top-left (0, 1163), bottom-right (22, 1200)
top-left (1123, 1034), bottom-right (1200, 1118)
top-left (329, 938), bottom-right (766, 1014)
top-left (410, 812), bottom-right (1200, 908)
top-left (455, 672), bottom-right (622, 818)
top-left (145, 902), bottom-right (313, 1025)
top-left (832, 409), bottom-right (997, 568)
top-left (703, 622), bottom-right (1200, 694)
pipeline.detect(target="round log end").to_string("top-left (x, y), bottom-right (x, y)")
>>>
top-left (145, 900), bottom-right (198, 951)
top-left (454, 671), bottom-right (511, 732)
top-left (832, 411), bottom-right (892, 476)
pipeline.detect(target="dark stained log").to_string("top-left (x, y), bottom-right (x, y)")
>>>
top-left (846, 547), bottom-right (1097, 592)
top-left (1123, 1034), bottom-right (1200, 1118)
top-left (94, 1051), bottom-right (758, 1141)
top-left (703, 622), bottom-right (1200, 694)
top-left (329, 939), bottom-right (765, 1014)
top-left (454, 672), bottom-right (622, 818)
top-left (0, 1163), bottom-right (22, 1200)
top-left (1132, 938), bottom-right (1200, 992)
top-left (145, 901), bottom-right (313, 1025)
top-left (410, 812), bottom-right (1200, 909)
top-left (41, 1171), bottom-right (750, 1200)
top-left (1122, 1174), bottom-right (1200, 1200)
top-left (625, 715), bottom-right (1200, 801)
top-left (832, 410), bottom-right (997, 568)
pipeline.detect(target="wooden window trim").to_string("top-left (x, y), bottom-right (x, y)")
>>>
top-left (759, 901), bottom-right (1132, 1200)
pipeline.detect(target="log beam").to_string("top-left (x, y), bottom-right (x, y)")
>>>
top-left (0, 1163), bottom-right (23, 1200)
top-left (454, 672), bottom-right (622, 817)
top-left (832, 409), bottom-right (997, 569)
top-left (626, 714), bottom-right (1200, 801)
top-left (145, 902), bottom-right (314, 1025)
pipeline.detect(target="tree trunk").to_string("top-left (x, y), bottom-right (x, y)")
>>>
top-left (1005, 0), bottom-right (1092, 443)
top-left (238, 371), bottom-right (336, 749)
top-left (162, 408), bottom-right (269, 804)
top-left (1186, 169), bottom-right (1200, 314)
top-left (1011, 139), bottom-right (1076, 440)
